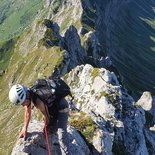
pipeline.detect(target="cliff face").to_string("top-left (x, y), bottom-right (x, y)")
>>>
top-left (65, 64), bottom-right (155, 155)
top-left (11, 64), bottom-right (155, 155)
top-left (85, 0), bottom-right (155, 98)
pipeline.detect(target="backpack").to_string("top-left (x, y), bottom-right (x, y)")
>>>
top-left (30, 78), bottom-right (72, 107)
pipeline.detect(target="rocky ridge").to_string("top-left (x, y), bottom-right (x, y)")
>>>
top-left (12, 64), bottom-right (155, 155)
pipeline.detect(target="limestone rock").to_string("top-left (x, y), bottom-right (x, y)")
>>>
top-left (136, 91), bottom-right (153, 111)
top-left (65, 64), bottom-right (149, 155)
top-left (11, 120), bottom-right (90, 155)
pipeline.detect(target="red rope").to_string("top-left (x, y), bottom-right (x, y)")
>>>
top-left (44, 119), bottom-right (52, 155)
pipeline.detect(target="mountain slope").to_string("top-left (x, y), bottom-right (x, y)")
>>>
top-left (0, 0), bottom-right (155, 154)
top-left (0, 0), bottom-right (44, 43)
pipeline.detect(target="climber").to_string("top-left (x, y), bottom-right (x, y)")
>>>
top-left (9, 83), bottom-right (71, 155)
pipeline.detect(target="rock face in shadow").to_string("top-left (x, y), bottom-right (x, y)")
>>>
top-left (87, 0), bottom-right (155, 98)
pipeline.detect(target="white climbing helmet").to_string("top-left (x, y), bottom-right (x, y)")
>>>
top-left (9, 84), bottom-right (27, 105)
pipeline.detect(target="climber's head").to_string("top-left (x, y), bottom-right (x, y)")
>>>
top-left (9, 84), bottom-right (27, 106)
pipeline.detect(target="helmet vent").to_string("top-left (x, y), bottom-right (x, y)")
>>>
top-left (16, 86), bottom-right (21, 89)
top-left (16, 99), bottom-right (20, 104)
top-left (21, 94), bottom-right (24, 100)
top-left (17, 91), bottom-right (22, 95)
top-left (18, 91), bottom-right (23, 97)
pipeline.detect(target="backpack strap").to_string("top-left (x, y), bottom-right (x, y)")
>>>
top-left (44, 103), bottom-right (51, 123)
top-left (28, 89), bottom-right (38, 105)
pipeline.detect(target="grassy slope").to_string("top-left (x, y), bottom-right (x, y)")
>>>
top-left (0, 7), bottom-right (65, 155)
top-left (0, 40), bottom-right (64, 154)
top-left (51, 0), bottom-right (82, 34)
top-left (0, 0), bottom-right (44, 43)
top-left (0, 44), bottom-right (63, 155)
top-left (0, 39), bottom-right (16, 70)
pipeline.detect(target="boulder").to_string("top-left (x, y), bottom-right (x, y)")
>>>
top-left (11, 120), bottom-right (90, 155)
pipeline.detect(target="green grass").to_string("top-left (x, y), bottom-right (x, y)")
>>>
top-left (51, 0), bottom-right (64, 14)
top-left (0, 39), bottom-right (16, 70)
top-left (64, 69), bottom-right (80, 89)
top-left (51, 5), bottom-right (83, 34)
top-left (5, 46), bottom-right (64, 86)
top-left (96, 91), bottom-right (108, 101)
top-left (69, 112), bottom-right (97, 144)
top-left (91, 68), bottom-right (100, 81)
top-left (0, 0), bottom-right (44, 43)
top-left (80, 35), bottom-right (87, 48)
